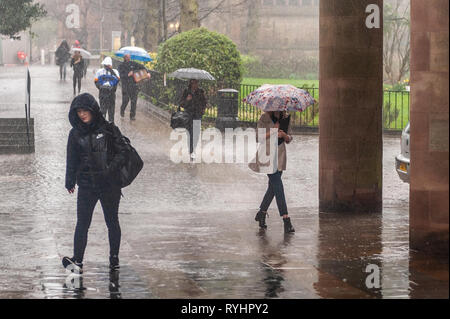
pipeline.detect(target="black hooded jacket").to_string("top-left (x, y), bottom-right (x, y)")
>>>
top-left (65, 93), bottom-right (128, 190)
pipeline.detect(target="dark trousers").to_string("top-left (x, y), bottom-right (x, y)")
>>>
top-left (74, 187), bottom-right (122, 263)
top-left (73, 73), bottom-right (82, 94)
top-left (259, 171), bottom-right (288, 217)
top-left (120, 88), bottom-right (138, 119)
top-left (100, 91), bottom-right (116, 123)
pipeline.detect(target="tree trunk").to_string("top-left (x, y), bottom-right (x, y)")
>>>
top-left (180, 0), bottom-right (199, 32)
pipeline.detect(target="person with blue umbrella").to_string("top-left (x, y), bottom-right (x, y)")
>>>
top-left (116, 48), bottom-right (151, 121)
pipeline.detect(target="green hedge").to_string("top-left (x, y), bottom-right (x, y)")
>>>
top-left (156, 27), bottom-right (243, 86)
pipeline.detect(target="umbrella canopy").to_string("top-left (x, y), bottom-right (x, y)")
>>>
top-left (70, 47), bottom-right (91, 58)
top-left (243, 84), bottom-right (316, 112)
top-left (168, 68), bottom-right (215, 81)
top-left (115, 46), bottom-right (152, 62)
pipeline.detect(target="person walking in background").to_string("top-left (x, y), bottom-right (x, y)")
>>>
top-left (249, 111), bottom-right (295, 234)
top-left (71, 51), bottom-right (85, 96)
top-left (95, 57), bottom-right (120, 124)
top-left (55, 40), bottom-right (71, 81)
top-left (64, 93), bottom-right (128, 273)
top-left (179, 79), bottom-right (207, 159)
top-left (118, 54), bottom-right (147, 121)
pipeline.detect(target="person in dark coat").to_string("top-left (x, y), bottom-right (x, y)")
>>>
top-left (118, 54), bottom-right (147, 121)
top-left (55, 40), bottom-right (71, 81)
top-left (179, 79), bottom-right (207, 158)
top-left (70, 51), bottom-right (85, 96)
top-left (63, 93), bottom-right (129, 273)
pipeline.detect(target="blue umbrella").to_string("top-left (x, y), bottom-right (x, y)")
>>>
top-left (115, 46), bottom-right (153, 62)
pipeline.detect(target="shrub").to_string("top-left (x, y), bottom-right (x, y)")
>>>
top-left (156, 27), bottom-right (243, 86)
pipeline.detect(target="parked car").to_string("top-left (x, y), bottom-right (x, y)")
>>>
top-left (396, 122), bottom-right (410, 183)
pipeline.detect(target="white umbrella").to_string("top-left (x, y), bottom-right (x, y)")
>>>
top-left (70, 47), bottom-right (92, 58)
top-left (168, 68), bottom-right (215, 81)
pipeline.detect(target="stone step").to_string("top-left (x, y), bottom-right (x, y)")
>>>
top-left (0, 145), bottom-right (35, 154)
top-left (0, 139), bottom-right (35, 146)
top-left (0, 118), bottom-right (34, 126)
top-left (0, 125), bottom-right (35, 133)
top-left (0, 132), bottom-right (35, 140)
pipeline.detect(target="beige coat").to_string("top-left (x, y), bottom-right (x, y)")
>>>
top-left (249, 112), bottom-right (293, 173)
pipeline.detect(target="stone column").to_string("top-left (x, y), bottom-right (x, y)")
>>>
top-left (410, 0), bottom-right (449, 254)
top-left (319, 0), bottom-right (384, 213)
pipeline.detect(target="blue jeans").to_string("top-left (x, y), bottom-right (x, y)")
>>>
top-left (259, 171), bottom-right (288, 217)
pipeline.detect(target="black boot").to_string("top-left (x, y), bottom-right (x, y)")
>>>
top-left (62, 256), bottom-right (83, 274)
top-left (109, 255), bottom-right (120, 271)
top-left (255, 210), bottom-right (268, 229)
top-left (283, 217), bottom-right (295, 233)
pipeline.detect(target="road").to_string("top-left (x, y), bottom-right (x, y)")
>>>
top-left (0, 65), bottom-right (447, 299)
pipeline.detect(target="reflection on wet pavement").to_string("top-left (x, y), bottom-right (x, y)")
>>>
top-left (0, 66), bottom-right (448, 299)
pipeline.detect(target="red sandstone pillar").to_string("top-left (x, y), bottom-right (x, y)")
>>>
top-left (410, 0), bottom-right (449, 254)
top-left (319, 0), bottom-right (384, 213)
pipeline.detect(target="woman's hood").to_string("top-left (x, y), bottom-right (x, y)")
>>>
top-left (69, 93), bottom-right (105, 133)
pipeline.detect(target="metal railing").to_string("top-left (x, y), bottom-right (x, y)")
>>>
top-left (136, 69), bottom-right (410, 131)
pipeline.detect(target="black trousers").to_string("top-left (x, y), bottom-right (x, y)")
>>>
top-left (120, 88), bottom-right (138, 118)
top-left (73, 73), bottom-right (82, 93)
top-left (100, 91), bottom-right (116, 123)
top-left (73, 187), bottom-right (122, 263)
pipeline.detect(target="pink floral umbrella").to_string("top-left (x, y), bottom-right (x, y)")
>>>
top-left (243, 84), bottom-right (316, 112)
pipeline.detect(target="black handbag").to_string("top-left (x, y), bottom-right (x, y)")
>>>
top-left (170, 106), bottom-right (192, 130)
top-left (118, 135), bottom-right (144, 188)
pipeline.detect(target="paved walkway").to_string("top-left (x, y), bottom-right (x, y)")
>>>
top-left (0, 65), bottom-right (447, 299)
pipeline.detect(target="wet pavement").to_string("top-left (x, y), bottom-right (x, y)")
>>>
top-left (0, 65), bottom-right (448, 299)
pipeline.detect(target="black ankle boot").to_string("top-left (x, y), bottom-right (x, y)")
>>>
top-left (255, 211), bottom-right (268, 229)
top-left (283, 217), bottom-right (295, 233)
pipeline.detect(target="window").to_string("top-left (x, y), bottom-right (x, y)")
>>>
top-left (302, 0), bottom-right (312, 6)
top-left (263, 0), bottom-right (273, 5)
top-left (276, 0), bottom-right (286, 5)
top-left (289, 0), bottom-right (300, 5)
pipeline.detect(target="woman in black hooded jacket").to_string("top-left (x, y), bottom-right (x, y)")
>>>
top-left (63, 93), bottom-right (128, 273)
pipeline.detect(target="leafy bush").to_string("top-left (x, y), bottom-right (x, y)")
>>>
top-left (156, 27), bottom-right (243, 86)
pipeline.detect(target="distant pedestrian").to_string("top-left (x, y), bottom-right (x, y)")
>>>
top-left (55, 40), bottom-right (71, 81)
top-left (70, 51), bottom-right (85, 95)
top-left (179, 79), bottom-right (207, 159)
top-left (118, 54), bottom-right (147, 121)
top-left (63, 93), bottom-right (129, 273)
top-left (95, 57), bottom-right (120, 124)
top-left (249, 111), bottom-right (295, 233)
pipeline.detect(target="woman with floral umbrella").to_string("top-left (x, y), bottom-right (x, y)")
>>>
top-left (245, 84), bottom-right (315, 233)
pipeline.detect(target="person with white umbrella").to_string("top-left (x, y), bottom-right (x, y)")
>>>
top-left (179, 79), bottom-right (208, 159)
